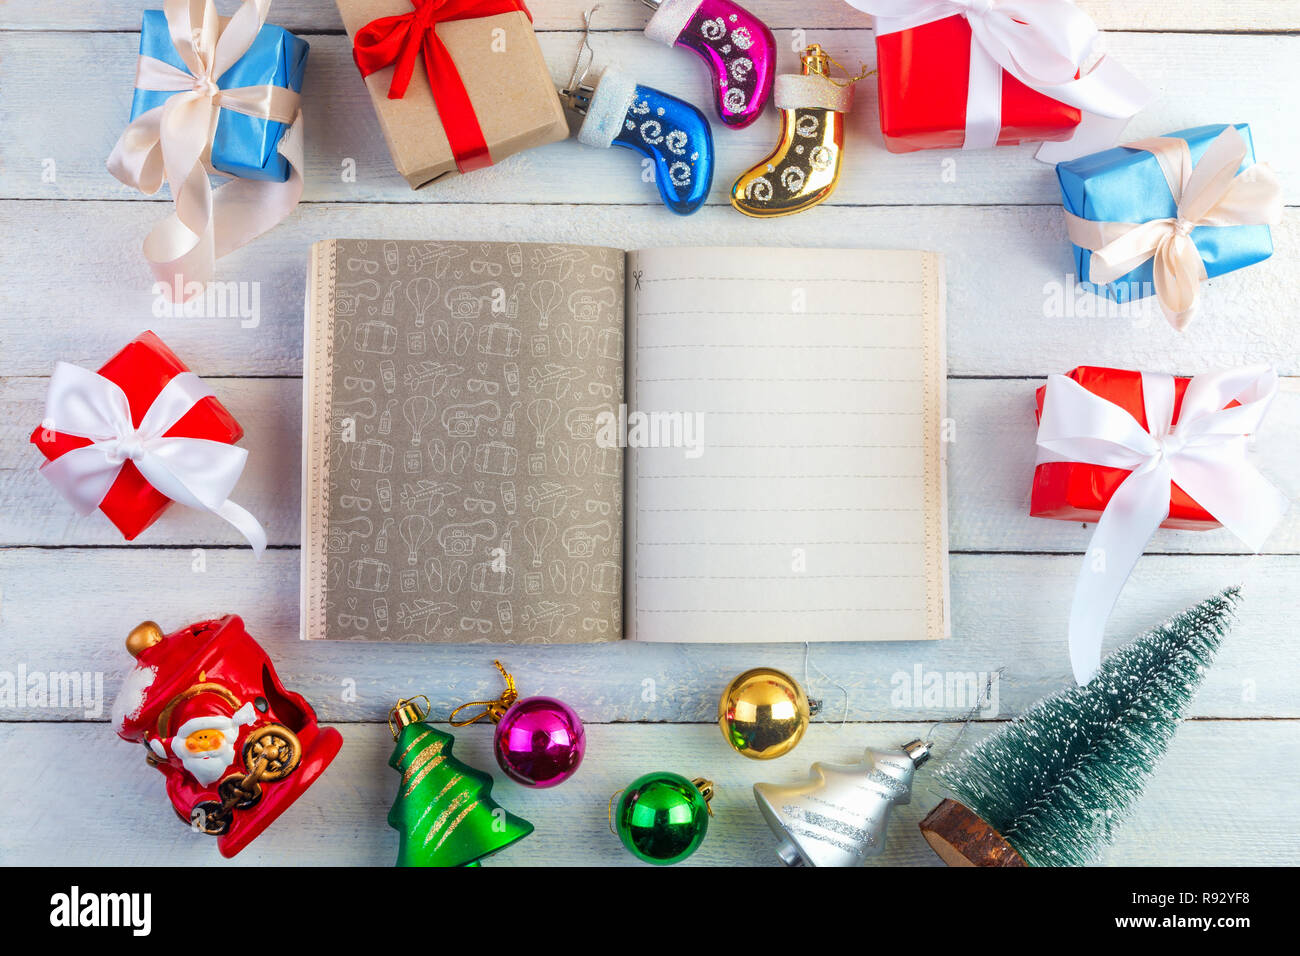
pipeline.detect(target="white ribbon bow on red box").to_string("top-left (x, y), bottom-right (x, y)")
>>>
top-left (1036, 366), bottom-right (1287, 683)
top-left (39, 362), bottom-right (267, 554)
top-left (845, 0), bottom-right (1151, 159)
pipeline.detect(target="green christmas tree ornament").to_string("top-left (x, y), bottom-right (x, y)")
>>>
top-left (920, 588), bottom-right (1239, 867)
top-left (387, 696), bottom-right (534, 867)
top-left (612, 772), bottom-right (714, 865)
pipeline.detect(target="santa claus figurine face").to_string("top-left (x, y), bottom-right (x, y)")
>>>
top-left (150, 701), bottom-right (256, 787)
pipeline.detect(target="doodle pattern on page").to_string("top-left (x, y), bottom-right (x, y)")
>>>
top-left (304, 239), bottom-right (625, 643)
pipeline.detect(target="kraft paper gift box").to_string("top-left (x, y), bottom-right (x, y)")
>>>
top-left (1056, 123), bottom-right (1274, 305)
top-left (130, 8), bottom-right (309, 182)
top-left (337, 0), bottom-right (569, 189)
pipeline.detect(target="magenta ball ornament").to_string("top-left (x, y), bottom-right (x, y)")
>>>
top-left (451, 663), bottom-right (587, 788)
top-left (494, 695), bottom-right (586, 788)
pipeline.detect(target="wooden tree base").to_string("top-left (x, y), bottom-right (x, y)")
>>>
top-left (919, 799), bottom-right (1028, 867)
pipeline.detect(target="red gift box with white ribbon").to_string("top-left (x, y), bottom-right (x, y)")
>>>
top-left (30, 331), bottom-right (265, 550)
top-left (877, 13), bottom-right (1080, 152)
top-left (1032, 364), bottom-right (1287, 683)
top-left (844, 0), bottom-right (1150, 160)
top-left (1033, 366), bottom-right (1226, 530)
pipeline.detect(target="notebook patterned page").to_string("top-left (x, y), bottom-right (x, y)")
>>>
top-left (624, 247), bottom-right (949, 642)
top-left (302, 239), bottom-right (626, 643)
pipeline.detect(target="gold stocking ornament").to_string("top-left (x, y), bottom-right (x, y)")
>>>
top-left (732, 45), bottom-right (868, 218)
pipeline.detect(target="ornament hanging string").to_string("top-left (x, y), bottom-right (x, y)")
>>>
top-left (802, 642), bottom-right (845, 727)
top-left (818, 52), bottom-right (875, 88)
top-left (924, 668), bottom-right (1003, 757)
top-left (564, 5), bottom-right (602, 96)
top-left (449, 660), bottom-right (518, 725)
top-left (606, 789), bottom-right (624, 835)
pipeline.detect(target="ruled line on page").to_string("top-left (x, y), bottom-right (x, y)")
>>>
top-left (636, 311), bottom-right (924, 319)
top-left (637, 541), bottom-right (925, 546)
top-left (638, 377), bottom-right (924, 384)
top-left (637, 474), bottom-right (925, 480)
top-left (638, 608), bottom-right (924, 613)
top-left (639, 507), bottom-right (924, 512)
top-left (638, 344), bottom-right (922, 350)
top-left (639, 277), bottom-right (923, 285)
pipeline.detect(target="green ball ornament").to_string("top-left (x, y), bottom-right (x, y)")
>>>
top-left (613, 772), bottom-right (715, 865)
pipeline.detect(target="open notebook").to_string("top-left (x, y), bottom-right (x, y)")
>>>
top-left (303, 240), bottom-right (948, 643)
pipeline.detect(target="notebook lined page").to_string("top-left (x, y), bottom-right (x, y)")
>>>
top-left (624, 247), bottom-right (948, 643)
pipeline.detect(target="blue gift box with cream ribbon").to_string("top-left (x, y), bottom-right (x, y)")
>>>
top-left (129, 9), bottom-right (309, 182)
top-left (1056, 123), bottom-right (1273, 303)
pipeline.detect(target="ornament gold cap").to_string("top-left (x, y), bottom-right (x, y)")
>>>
top-left (692, 777), bottom-right (716, 815)
top-left (801, 44), bottom-right (831, 78)
top-left (389, 696), bottom-right (430, 739)
top-left (126, 621), bottom-right (164, 658)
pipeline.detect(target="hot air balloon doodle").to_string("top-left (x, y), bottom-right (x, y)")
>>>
top-left (524, 517), bottom-right (557, 569)
top-left (530, 279), bottom-right (564, 332)
top-left (527, 399), bottom-right (560, 450)
top-left (406, 276), bottom-right (439, 328)
top-left (398, 514), bottom-right (433, 566)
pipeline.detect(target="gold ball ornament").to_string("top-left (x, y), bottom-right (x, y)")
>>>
top-left (718, 667), bottom-right (816, 759)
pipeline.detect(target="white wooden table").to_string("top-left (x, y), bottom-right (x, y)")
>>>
top-left (2, 0), bottom-right (1297, 867)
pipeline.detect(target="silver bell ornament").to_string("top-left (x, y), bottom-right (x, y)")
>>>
top-left (753, 739), bottom-right (931, 866)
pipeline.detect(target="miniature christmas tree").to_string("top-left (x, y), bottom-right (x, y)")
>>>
top-left (387, 697), bottom-right (533, 867)
top-left (921, 588), bottom-right (1239, 867)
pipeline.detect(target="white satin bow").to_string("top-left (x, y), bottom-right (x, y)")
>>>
top-left (39, 362), bottom-right (267, 554)
top-left (845, 0), bottom-right (1150, 158)
top-left (1037, 366), bottom-right (1287, 683)
top-left (1064, 126), bottom-right (1283, 330)
top-left (107, 0), bottom-right (304, 301)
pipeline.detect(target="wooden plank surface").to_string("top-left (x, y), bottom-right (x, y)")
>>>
top-left (1, 202), bottom-right (1296, 379)
top-left (4, 31), bottom-right (1298, 207)
top-left (1, 0), bottom-right (1296, 868)
top-left (6, 377), bottom-right (1298, 552)
top-left (10, 0), bottom-right (861, 31)
top-left (2, 0), bottom-right (1297, 33)
top-left (1, 722), bottom-right (1295, 866)
top-left (0, 549), bottom-right (1292, 721)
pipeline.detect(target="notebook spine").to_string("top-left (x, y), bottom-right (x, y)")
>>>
top-left (302, 240), bottom-right (339, 641)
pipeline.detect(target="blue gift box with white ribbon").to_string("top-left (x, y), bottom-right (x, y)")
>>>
top-left (1056, 123), bottom-right (1273, 303)
top-left (129, 9), bottom-right (309, 182)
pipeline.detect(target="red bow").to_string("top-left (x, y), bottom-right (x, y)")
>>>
top-left (353, 0), bottom-right (532, 173)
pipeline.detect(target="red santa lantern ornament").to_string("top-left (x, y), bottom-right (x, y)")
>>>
top-left (111, 615), bottom-right (342, 857)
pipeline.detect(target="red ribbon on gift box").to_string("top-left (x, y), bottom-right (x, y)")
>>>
top-left (352, 0), bottom-right (533, 173)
